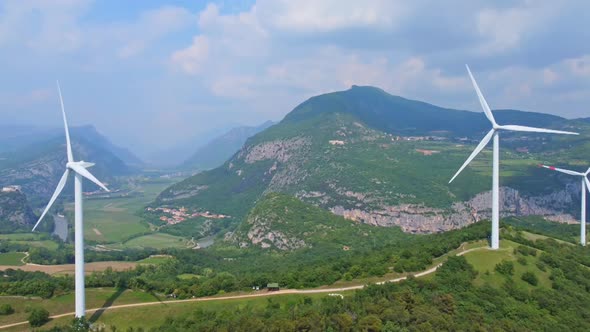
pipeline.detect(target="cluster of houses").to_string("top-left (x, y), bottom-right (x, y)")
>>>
top-left (1, 185), bottom-right (21, 193)
top-left (146, 206), bottom-right (229, 225)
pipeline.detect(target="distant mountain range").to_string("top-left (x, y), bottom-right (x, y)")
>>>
top-left (0, 125), bottom-right (138, 205)
top-left (180, 121), bottom-right (275, 171)
top-left (0, 124), bottom-right (144, 167)
top-left (154, 85), bottom-right (590, 243)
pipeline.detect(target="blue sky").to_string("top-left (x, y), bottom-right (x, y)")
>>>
top-left (1, 0), bottom-right (590, 157)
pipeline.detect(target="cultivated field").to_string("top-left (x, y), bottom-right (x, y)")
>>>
top-left (122, 233), bottom-right (189, 249)
top-left (0, 261), bottom-right (137, 275)
top-left (0, 253), bottom-right (25, 266)
top-left (63, 179), bottom-right (180, 245)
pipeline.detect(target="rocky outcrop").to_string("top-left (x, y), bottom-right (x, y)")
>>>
top-left (330, 186), bottom-right (580, 233)
top-left (0, 190), bottom-right (36, 230)
top-left (239, 215), bottom-right (308, 250)
top-left (241, 137), bottom-right (311, 164)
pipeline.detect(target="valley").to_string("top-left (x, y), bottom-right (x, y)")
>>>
top-left (1, 87), bottom-right (589, 331)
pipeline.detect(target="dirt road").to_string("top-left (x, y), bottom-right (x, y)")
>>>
top-left (0, 245), bottom-right (487, 330)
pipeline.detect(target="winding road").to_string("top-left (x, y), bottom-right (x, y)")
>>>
top-left (0, 245), bottom-right (487, 330)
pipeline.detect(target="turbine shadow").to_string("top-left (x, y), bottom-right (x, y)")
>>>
top-left (89, 287), bottom-right (125, 323)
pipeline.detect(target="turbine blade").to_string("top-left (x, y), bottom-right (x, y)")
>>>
top-left (586, 167), bottom-right (590, 176)
top-left (449, 129), bottom-right (495, 183)
top-left (32, 170), bottom-right (69, 231)
top-left (57, 81), bottom-right (74, 163)
top-left (499, 124), bottom-right (578, 135)
top-left (586, 177), bottom-right (590, 194)
top-left (539, 164), bottom-right (584, 176)
top-left (466, 64), bottom-right (496, 126)
top-left (69, 163), bottom-right (110, 192)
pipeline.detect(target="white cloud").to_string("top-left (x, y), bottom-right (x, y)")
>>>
top-left (257, 0), bottom-right (409, 32)
top-left (170, 35), bottom-right (210, 74)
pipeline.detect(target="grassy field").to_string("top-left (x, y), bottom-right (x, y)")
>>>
top-left (123, 233), bottom-right (189, 250)
top-left (0, 253), bottom-right (25, 266)
top-left (136, 256), bottom-right (174, 265)
top-left (463, 239), bottom-right (552, 288)
top-left (0, 287), bottom-right (164, 329)
top-left (64, 180), bottom-right (177, 244)
top-left (0, 291), bottom-right (332, 331)
top-left (0, 234), bottom-right (41, 241)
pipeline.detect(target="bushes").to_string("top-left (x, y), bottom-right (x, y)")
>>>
top-left (495, 260), bottom-right (514, 276)
top-left (521, 271), bottom-right (539, 286)
top-left (28, 307), bottom-right (50, 327)
top-left (515, 245), bottom-right (537, 257)
top-left (0, 304), bottom-right (14, 315)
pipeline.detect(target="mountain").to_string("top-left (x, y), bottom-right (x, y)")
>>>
top-left (145, 124), bottom-right (243, 168)
top-left (70, 126), bottom-right (144, 167)
top-left (0, 129), bottom-right (133, 205)
top-left (180, 121), bottom-right (274, 171)
top-left (0, 124), bottom-right (143, 167)
top-left (152, 86), bottom-right (589, 236)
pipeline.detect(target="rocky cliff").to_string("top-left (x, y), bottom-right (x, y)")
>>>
top-left (327, 186), bottom-right (580, 234)
top-left (0, 190), bottom-right (37, 231)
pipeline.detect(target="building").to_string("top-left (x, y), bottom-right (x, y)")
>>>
top-left (267, 283), bottom-right (280, 291)
top-left (1, 185), bottom-right (21, 193)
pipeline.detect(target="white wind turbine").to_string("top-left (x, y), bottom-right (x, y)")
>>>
top-left (449, 65), bottom-right (578, 250)
top-left (540, 164), bottom-right (590, 246)
top-left (32, 82), bottom-right (110, 318)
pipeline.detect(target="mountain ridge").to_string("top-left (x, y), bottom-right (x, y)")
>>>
top-left (153, 86), bottom-right (589, 237)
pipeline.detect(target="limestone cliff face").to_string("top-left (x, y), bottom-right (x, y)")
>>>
top-left (232, 213), bottom-right (308, 251)
top-left (0, 191), bottom-right (36, 230)
top-left (329, 186), bottom-right (580, 233)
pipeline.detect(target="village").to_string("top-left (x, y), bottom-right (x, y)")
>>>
top-left (146, 206), bottom-right (229, 225)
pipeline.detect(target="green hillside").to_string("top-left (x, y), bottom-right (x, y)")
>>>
top-left (233, 193), bottom-right (408, 251)
top-left (153, 86), bottom-right (590, 238)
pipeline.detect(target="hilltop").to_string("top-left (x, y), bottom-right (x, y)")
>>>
top-left (153, 86), bottom-right (589, 237)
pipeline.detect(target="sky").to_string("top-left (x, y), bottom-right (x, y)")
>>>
top-left (1, 0), bottom-right (590, 158)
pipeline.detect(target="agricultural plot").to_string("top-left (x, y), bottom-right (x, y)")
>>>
top-left (64, 180), bottom-right (177, 244)
top-left (123, 233), bottom-right (189, 250)
top-left (0, 252), bottom-right (25, 266)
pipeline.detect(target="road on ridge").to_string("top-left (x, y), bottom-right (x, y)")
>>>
top-left (0, 245), bottom-right (487, 330)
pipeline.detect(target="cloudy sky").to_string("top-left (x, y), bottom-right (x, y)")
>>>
top-left (2, 0), bottom-right (589, 157)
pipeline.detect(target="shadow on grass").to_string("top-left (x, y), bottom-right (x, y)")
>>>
top-left (89, 288), bottom-right (126, 323)
top-left (89, 289), bottom-right (165, 323)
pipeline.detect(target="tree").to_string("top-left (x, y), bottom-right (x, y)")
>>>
top-left (358, 315), bottom-right (383, 332)
top-left (495, 260), bottom-right (514, 276)
top-left (0, 304), bottom-right (14, 315)
top-left (521, 271), bottom-right (538, 286)
top-left (28, 307), bottom-right (50, 327)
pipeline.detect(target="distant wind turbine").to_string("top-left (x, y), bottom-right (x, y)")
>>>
top-left (32, 81), bottom-right (110, 318)
top-left (540, 164), bottom-right (590, 246)
top-left (449, 65), bottom-right (578, 250)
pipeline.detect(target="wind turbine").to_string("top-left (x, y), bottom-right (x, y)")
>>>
top-left (540, 164), bottom-right (590, 246)
top-left (32, 82), bottom-right (110, 318)
top-left (449, 65), bottom-right (578, 250)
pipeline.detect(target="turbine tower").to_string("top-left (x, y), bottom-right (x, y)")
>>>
top-left (540, 165), bottom-right (590, 246)
top-left (32, 82), bottom-right (110, 318)
top-left (449, 65), bottom-right (578, 250)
